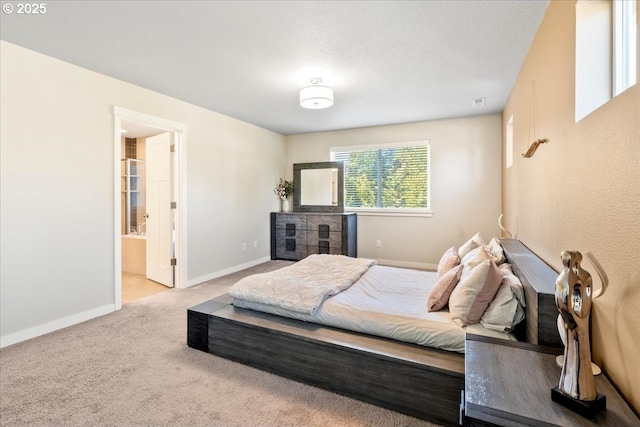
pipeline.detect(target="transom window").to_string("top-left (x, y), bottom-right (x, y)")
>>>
top-left (614, 0), bottom-right (637, 96)
top-left (575, 0), bottom-right (637, 121)
top-left (331, 141), bottom-right (431, 214)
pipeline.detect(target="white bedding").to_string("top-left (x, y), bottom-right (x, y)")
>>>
top-left (229, 254), bottom-right (376, 314)
top-left (232, 264), bottom-right (515, 353)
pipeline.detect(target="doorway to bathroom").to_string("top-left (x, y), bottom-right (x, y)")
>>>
top-left (113, 107), bottom-right (187, 309)
top-left (120, 132), bottom-right (170, 303)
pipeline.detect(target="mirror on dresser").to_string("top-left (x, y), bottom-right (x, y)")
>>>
top-left (293, 161), bottom-right (344, 213)
top-left (272, 161), bottom-right (356, 261)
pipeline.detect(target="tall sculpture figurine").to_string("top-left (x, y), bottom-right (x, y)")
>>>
top-left (555, 251), bottom-right (596, 399)
top-left (553, 250), bottom-right (605, 417)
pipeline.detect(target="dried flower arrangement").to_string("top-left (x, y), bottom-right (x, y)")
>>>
top-left (273, 178), bottom-right (293, 201)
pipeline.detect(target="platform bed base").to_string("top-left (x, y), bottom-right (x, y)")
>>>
top-left (188, 293), bottom-right (465, 426)
top-left (187, 239), bottom-right (559, 427)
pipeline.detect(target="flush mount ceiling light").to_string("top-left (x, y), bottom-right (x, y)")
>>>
top-left (299, 78), bottom-right (334, 109)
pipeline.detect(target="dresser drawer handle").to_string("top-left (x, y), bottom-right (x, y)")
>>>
top-left (318, 241), bottom-right (330, 254)
top-left (285, 239), bottom-right (296, 252)
top-left (318, 224), bottom-right (330, 238)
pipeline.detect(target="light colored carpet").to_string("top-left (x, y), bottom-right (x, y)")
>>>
top-left (0, 261), bottom-right (442, 427)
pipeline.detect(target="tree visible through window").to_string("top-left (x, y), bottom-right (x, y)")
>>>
top-left (332, 142), bottom-right (430, 210)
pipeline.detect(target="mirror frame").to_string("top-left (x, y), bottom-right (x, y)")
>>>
top-left (293, 161), bottom-right (344, 213)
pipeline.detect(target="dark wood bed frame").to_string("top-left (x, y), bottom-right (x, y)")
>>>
top-left (187, 239), bottom-right (561, 426)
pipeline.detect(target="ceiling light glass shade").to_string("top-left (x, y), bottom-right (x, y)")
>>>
top-left (300, 82), bottom-right (334, 109)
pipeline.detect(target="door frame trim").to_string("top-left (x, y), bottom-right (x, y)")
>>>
top-left (113, 106), bottom-right (188, 310)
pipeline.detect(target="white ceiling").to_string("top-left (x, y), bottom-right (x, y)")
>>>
top-left (0, 1), bottom-right (549, 136)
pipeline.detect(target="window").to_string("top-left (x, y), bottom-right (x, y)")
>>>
top-left (575, 0), bottom-right (637, 121)
top-left (575, 0), bottom-right (612, 121)
top-left (331, 141), bottom-right (430, 214)
top-left (614, 0), bottom-right (637, 96)
top-left (506, 115), bottom-right (514, 169)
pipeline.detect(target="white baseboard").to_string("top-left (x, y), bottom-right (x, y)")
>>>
top-left (185, 256), bottom-right (272, 287)
top-left (1, 257), bottom-right (431, 348)
top-left (376, 258), bottom-right (437, 271)
top-left (0, 304), bottom-right (115, 349)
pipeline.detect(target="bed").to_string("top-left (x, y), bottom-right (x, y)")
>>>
top-left (187, 238), bottom-right (561, 426)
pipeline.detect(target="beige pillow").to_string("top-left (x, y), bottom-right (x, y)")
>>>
top-left (449, 254), bottom-right (504, 326)
top-left (460, 245), bottom-right (491, 270)
top-left (427, 264), bottom-right (463, 312)
top-left (458, 232), bottom-right (485, 259)
top-left (437, 246), bottom-right (460, 277)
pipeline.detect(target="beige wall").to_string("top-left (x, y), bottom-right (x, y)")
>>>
top-left (502, 0), bottom-right (640, 411)
top-left (286, 114), bottom-right (502, 268)
top-left (1, 41), bottom-right (286, 345)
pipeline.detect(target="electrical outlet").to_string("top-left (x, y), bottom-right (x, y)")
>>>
top-left (242, 243), bottom-right (247, 250)
top-left (376, 240), bottom-right (382, 248)
top-left (253, 240), bottom-right (258, 248)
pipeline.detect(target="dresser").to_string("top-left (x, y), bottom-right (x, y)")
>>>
top-left (270, 212), bottom-right (357, 261)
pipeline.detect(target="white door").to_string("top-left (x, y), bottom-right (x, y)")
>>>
top-left (146, 132), bottom-right (174, 287)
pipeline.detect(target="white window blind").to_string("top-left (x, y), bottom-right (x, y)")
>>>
top-left (331, 141), bottom-right (430, 211)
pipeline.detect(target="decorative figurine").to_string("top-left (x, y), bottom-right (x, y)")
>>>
top-left (552, 250), bottom-right (606, 417)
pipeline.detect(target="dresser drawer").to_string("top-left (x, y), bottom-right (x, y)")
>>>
top-left (307, 215), bottom-right (342, 232)
top-left (275, 235), bottom-right (308, 260)
top-left (275, 227), bottom-right (307, 244)
top-left (275, 243), bottom-right (307, 260)
top-left (274, 213), bottom-right (307, 231)
top-left (307, 231), bottom-right (343, 255)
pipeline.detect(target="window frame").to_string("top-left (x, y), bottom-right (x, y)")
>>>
top-left (330, 140), bottom-right (433, 217)
top-left (613, 0), bottom-right (637, 96)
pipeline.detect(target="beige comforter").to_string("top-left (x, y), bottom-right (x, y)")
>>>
top-left (228, 254), bottom-right (377, 314)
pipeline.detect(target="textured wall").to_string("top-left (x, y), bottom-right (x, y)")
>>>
top-left (502, 0), bottom-right (640, 412)
top-left (287, 114), bottom-right (502, 268)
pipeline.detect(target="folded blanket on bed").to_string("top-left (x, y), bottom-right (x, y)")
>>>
top-left (229, 254), bottom-right (377, 315)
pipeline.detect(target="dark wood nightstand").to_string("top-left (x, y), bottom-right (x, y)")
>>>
top-left (463, 334), bottom-right (639, 426)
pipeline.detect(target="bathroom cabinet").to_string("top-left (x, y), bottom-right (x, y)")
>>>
top-left (121, 158), bottom-right (146, 235)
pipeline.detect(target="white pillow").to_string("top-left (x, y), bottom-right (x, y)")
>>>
top-left (449, 248), bottom-right (504, 327)
top-left (487, 237), bottom-right (506, 265)
top-left (461, 239), bottom-right (505, 269)
top-left (457, 232), bottom-right (485, 259)
top-left (500, 263), bottom-right (526, 307)
top-left (480, 263), bottom-right (526, 332)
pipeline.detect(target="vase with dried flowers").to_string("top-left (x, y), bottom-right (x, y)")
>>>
top-left (274, 178), bottom-right (293, 212)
